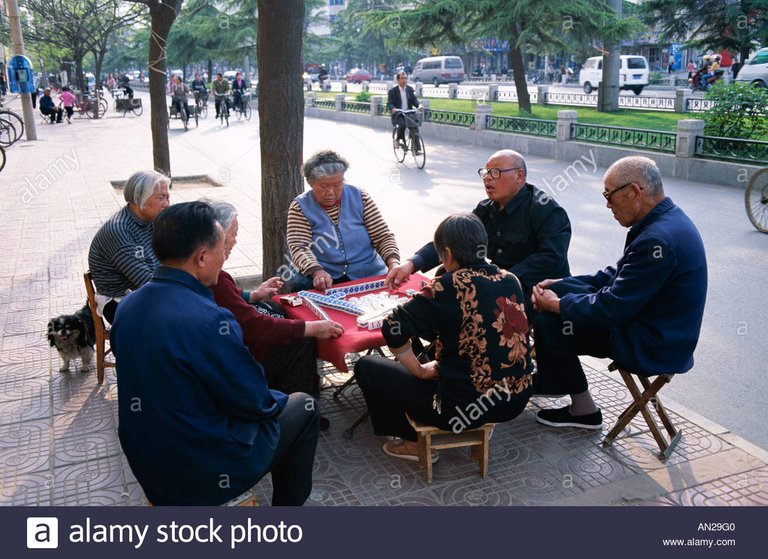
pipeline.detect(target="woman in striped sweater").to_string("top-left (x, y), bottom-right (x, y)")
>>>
top-left (88, 170), bottom-right (170, 323)
top-left (286, 150), bottom-right (400, 291)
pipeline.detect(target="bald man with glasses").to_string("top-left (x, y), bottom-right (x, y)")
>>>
top-left (386, 149), bottom-right (571, 316)
top-left (529, 156), bottom-right (707, 429)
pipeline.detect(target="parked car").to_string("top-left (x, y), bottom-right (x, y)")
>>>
top-left (345, 68), bottom-right (373, 83)
top-left (412, 55), bottom-right (465, 86)
top-left (579, 55), bottom-right (649, 95)
top-left (735, 48), bottom-right (768, 87)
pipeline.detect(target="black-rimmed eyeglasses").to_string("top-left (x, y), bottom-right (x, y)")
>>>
top-left (602, 181), bottom-right (633, 202)
top-left (478, 167), bottom-right (521, 180)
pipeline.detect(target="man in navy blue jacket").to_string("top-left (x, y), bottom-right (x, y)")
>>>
top-left (530, 156), bottom-right (707, 429)
top-left (112, 202), bottom-right (319, 505)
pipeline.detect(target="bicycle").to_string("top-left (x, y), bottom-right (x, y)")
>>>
top-left (745, 168), bottom-right (768, 234)
top-left (113, 91), bottom-right (143, 117)
top-left (232, 91), bottom-right (252, 121)
top-left (392, 109), bottom-right (425, 169)
top-left (76, 92), bottom-right (108, 118)
top-left (0, 116), bottom-right (18, 147)
top-left (169, 94), bottom-right (197, 131)
top-left (193, 90), bottom-right (208, 118)
top-left (0, 108), bottom-right (24, 140)
top-left (214, 92), bottom-right (230, 127)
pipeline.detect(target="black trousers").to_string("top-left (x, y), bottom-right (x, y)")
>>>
top-left (392, 113), bottom-right (418, 142)
top-left (532, 311), bottom-right (612, 395)
top-left (354, 354), bottom-right (440, 441)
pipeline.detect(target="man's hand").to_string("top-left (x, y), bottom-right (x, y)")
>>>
top-left (390, 107), bottom-right (397, 115)
top-left (535, 278), bottom-right (562, 290)
top-left (249, 277), bottom-right (284, 302)
top-left (531, 285), bottom-right (561, 314)
top-left (312, 269), bottom-right (333, 291)
top-left (305, 320), bottom-right (344, 339)
top-left (385, 260), bottom-right (415, 290)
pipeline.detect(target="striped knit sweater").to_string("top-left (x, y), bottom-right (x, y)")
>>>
top-left (287, 188), bottom-right (400, 276)
top-left (88, 205), bottom-right (158, 298)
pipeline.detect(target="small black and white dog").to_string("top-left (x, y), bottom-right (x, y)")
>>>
top-left (47, 302), bottom-right (96, 373)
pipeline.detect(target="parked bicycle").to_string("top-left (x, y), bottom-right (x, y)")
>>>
top-left (0, 108), bottom-right (23, 141)
top-left (76, 91), bottom-right (108, 118)
top-left (392, 109), bottom-right (425, 169)
top-left (0, 115), bottom-right (19, 147)
top-left (746, 168), bottom-right (768, 234)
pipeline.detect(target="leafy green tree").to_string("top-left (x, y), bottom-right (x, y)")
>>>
top-left (168, 0), bottom-right (228, 79)
top-left (363, 0), bottom-right (639, 113)
top-left (703, 81), bottom-right (768, 140)
top-left (640, 0), bottom-right (768, 63)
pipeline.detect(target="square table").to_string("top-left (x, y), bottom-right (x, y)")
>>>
top-left (273, 273), bottom-right (430, 372)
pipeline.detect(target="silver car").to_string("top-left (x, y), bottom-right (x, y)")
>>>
top-left (736, 48), bottom-right (768, 87)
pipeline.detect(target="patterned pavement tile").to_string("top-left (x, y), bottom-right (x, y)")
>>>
top-left (0, 418), bottom-right (50, 451)
top-left (53, 431), bottom-right (122, 468)
top-left (0, 369), bottom-right (50, 401)
top-left (636, 466), bottom-right (768, 506)
top-left (0, 471), bottom-right (54, 506)
top-left (0, 333), bottom-right (51, 367)
top-left (0, 379), bottom-right (52, 424)
top-left (51, 455), bottom-right (128, 505)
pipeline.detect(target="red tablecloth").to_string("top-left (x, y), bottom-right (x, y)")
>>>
top-left (273, 274), bottom-right (429, 372)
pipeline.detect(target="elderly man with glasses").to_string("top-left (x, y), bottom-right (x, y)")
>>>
top-left (529, 156), bottom-right (708, 429)
top-left (387, 149), bottom-right (571, 317)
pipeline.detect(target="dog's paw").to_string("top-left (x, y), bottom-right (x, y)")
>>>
top-left (59, 365), bottom-right (71, 373)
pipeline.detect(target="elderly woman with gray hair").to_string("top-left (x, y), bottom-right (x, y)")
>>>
top-left (207, 200), bottom-right (343, 428)
top-left (286, 149), bottom-right (401, 291)
top-left (88, 170), bottom-right (170, 323)
top-left (354, 213), bottom-right (534, 463)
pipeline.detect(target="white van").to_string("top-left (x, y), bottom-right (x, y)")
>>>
top-left (412, 56), bottom-right (465, 86)
top-left (579, 55), bottom-right (649, 95)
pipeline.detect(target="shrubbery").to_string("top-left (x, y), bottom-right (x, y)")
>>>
top-left (703, 81), bottom-right (768, 140)
top-left (355, 91), bottom-right (371, 102)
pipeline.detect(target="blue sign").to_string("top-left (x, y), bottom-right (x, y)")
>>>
top-left (669, 43), bottom-right (683, 71)
top-left (8, 55), bottom-right (35, 94)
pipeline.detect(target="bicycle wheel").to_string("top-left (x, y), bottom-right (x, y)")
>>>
top-left (182, 110), bottom-right (188, 131)
top-left (0, 145), bottom-right (5, 173)
top-left (244, 103), bottom-right (251, 121)
top-left (392, 128), bottom-right (406, 163)
top-left (194, 108), bottom-right (199, 128)
top-left (99, 97), bottom-right (108, 114)
top-left (0, 109), bottom-right (24, 139)
top-left (224, 106), bottom-right (229, 127)
top-left (411, 133), bottom-right (426, 169)
top-left (236, 103), bottom-right (244, 121)
top-left (200, 103), bottom-right (207, 118)
top-left (0, 119), bottom-right (16, 147)
top-left (132, 101), bottom-right (143, 117)
top-left (745, 168), bottom-right (768, 233)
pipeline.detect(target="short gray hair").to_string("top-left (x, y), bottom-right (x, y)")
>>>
top-left (608, 156), bottom-right (664, 196)
top-left (202, 198), bottom-right (239, 231)
top-left (303, 150), bottom-right (349, 183)
top-left (124, 170), bottom-right (170, 209)
top-left (434, 213), bottom-right (488, 268)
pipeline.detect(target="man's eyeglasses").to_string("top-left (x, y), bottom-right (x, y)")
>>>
top-left (602, 181), bottom-right (634, 202)
top-left (478, 167), bottom-right (521, 180)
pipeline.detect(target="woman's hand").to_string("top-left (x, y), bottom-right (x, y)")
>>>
top-left (249, 277), bottom-right (284, 302)
top-left (415, 360), bottom-right (439, 381)
top-left (312, 270), bottom-right (333, 291)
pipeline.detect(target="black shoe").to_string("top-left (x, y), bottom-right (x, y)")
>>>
top-left (414, 148), bottom-right (422, 155)
top-left (536, 406), bottom-right (603, 430)
top-left (319, 416), bottom-right (330, 431)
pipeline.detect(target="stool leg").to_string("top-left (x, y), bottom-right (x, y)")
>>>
top-left (480, 428), bottom-right (490, 479)
top-left (423, 433), bottom-right (433, 483)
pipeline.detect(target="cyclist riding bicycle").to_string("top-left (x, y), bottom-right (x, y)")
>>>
top-left (231, 72), bottom-right (248, 111)
top-left (387, 70), bottom-right (422, 155)
top-left (211, 72), bottom-right (231, 118)
top-left (170, 75), bottom-right (191, 122)
top-left (191, 72), bottom-right (208, 104)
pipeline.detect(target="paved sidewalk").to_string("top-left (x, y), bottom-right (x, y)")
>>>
top-left (0, 93), bottom-right (766, 506)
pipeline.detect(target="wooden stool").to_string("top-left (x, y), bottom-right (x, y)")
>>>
top-left (406, 415), bottom-right (497, 483)
top-left (83, 272), bottom-right (116, 384)
top-left (602, 362), bottom-right (681, 460)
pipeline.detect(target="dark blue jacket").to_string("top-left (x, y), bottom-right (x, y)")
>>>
top-left (558, 198), bottom-right (707, 375)
top-left (112, 266), bottom-right (287, 505)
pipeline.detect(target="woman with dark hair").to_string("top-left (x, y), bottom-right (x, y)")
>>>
top-left (354, 213), bottom-right (534, 462)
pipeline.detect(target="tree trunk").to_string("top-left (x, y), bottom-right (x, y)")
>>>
top-left (258, 0), bottom-right (306, 279)
top-left (147, 1), bottom-right (181, 177)
top-left (508, 43), bottom-right (531, 114)
top-left (207, 59), bottom-right (213, 83)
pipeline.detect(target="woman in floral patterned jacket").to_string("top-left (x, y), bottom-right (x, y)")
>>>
top-left (354, 213), bottom-right (534, 462)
